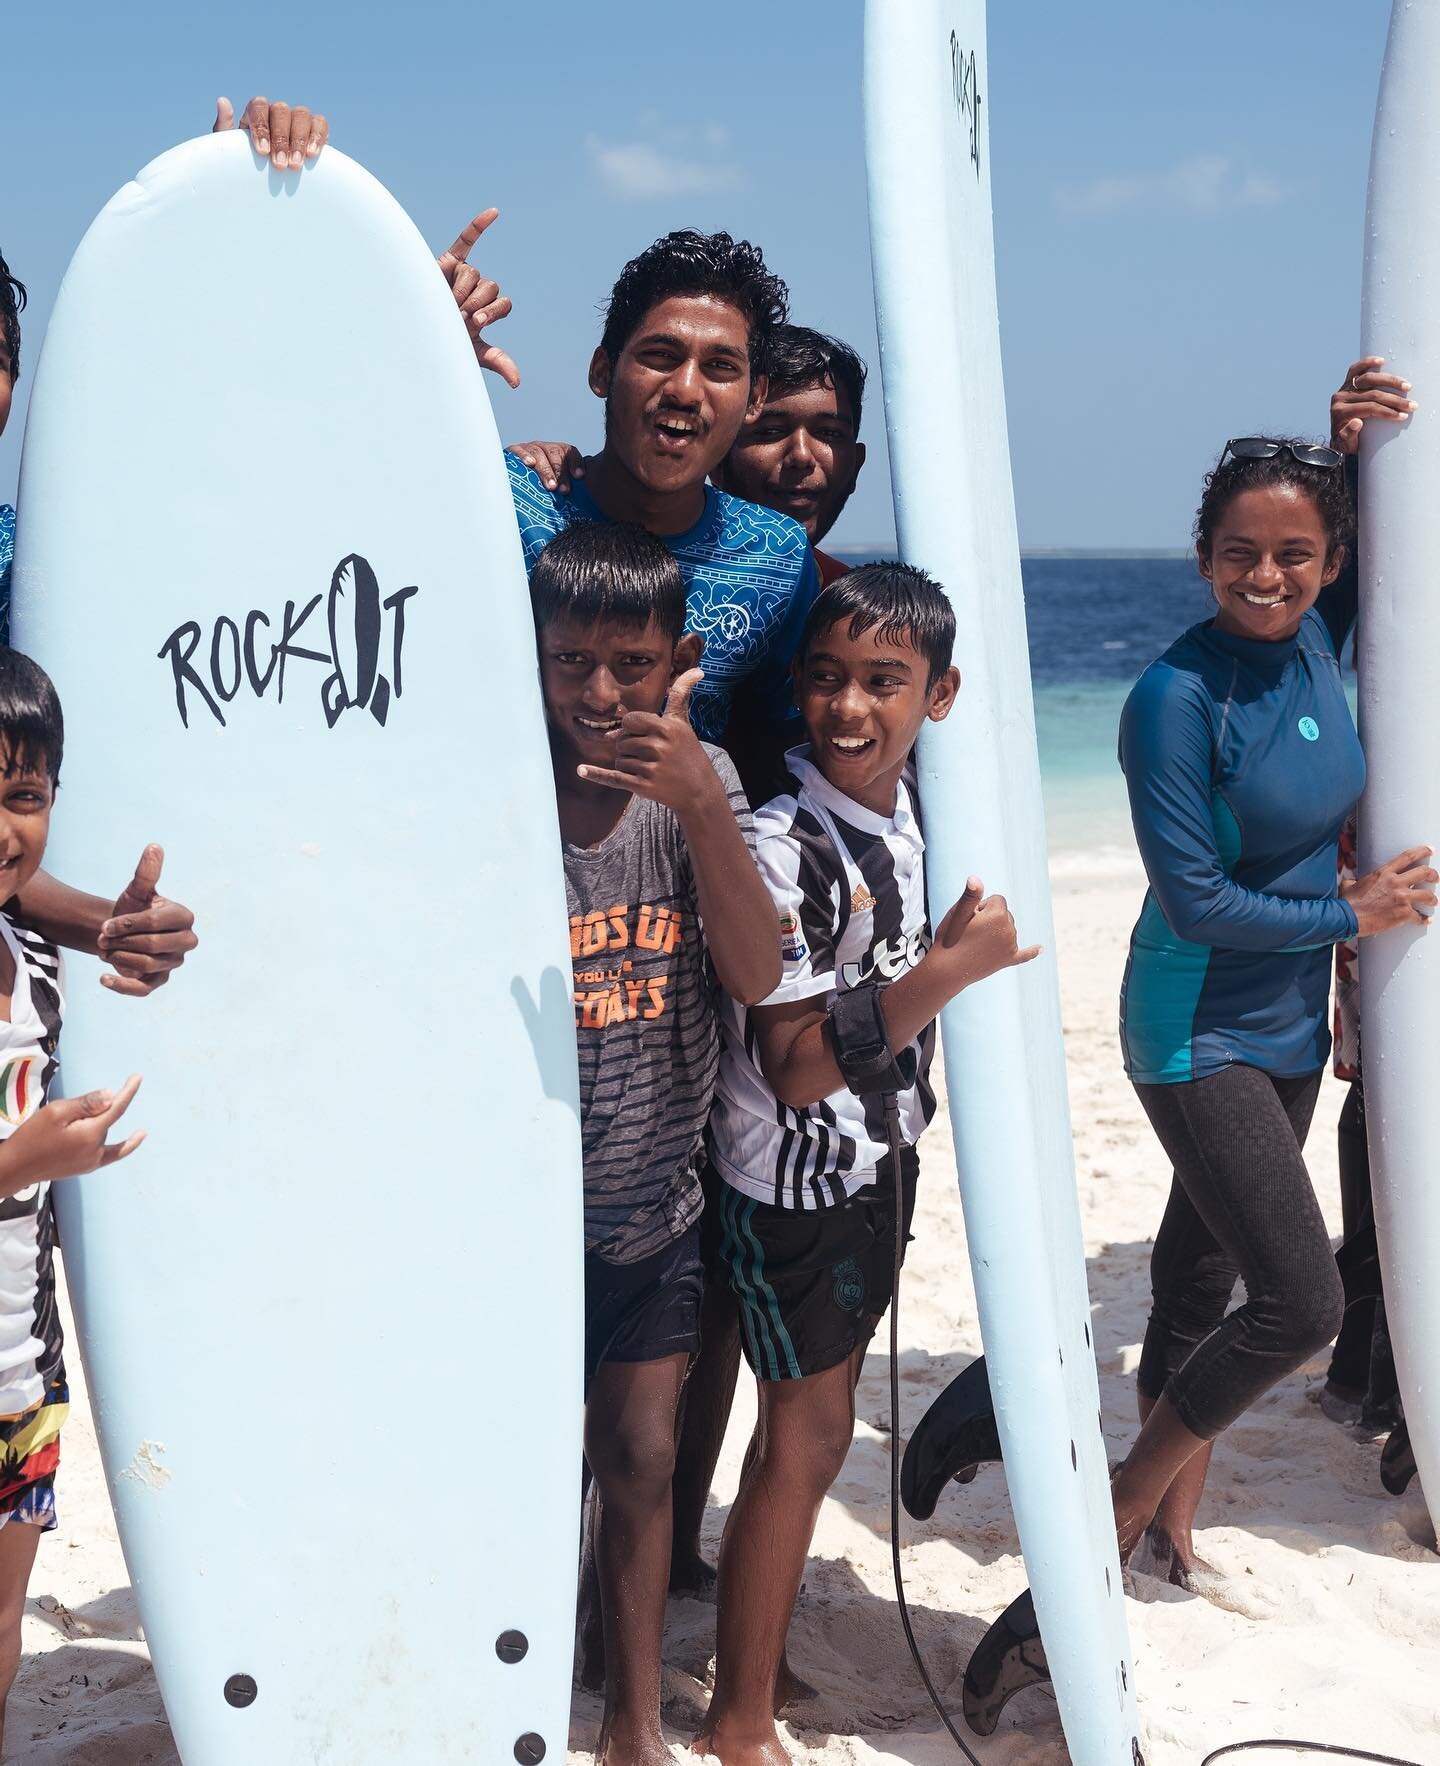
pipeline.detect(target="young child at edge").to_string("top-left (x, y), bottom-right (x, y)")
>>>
top-left (694, 564), bottom-right (1040, 1766)
top-left (0, 649), bottom-right (146, 1752)
top-left (529, 521), bottom-right (779, 1766)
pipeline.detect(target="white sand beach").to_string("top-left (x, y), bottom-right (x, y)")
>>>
top-left (11, 852), bottom-right (1438, 1765)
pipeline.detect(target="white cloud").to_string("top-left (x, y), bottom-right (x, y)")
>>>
top-left (585, 125), bottom-right (742, 200)
top-left (1056, 155), bottom-right (1290, 218)
top-left (1236, 170), bottom-right (1288, 206)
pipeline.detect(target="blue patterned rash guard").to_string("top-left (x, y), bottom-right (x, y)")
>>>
top-left (1119, 576), bottom-right (1364, 1084)
top-left (0, 505), bottom-right (13, 648)
top-left (507, 454), bottom-right (820, 743)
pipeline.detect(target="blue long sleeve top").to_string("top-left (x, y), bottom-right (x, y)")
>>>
top-left (1119, 576), bottom-right (1364, 1083)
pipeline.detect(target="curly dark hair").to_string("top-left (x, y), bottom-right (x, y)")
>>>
top-left (0, 248), bottom-right (26, 380)
top-left (599, 230), bottom-right (788, 370)
top-left (759, 324), bottom-right (868, 435)
top-left (1194, 438), bottom-right (1355, 561)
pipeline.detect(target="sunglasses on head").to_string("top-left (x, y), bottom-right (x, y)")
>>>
top-left (1218, 436), bottom-right (1343, 471)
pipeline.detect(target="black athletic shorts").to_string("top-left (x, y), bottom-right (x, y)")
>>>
top-left (702, 1147), bottom-right (919, 1382)
top-left (584, 1222), bottom-right (704, 1383)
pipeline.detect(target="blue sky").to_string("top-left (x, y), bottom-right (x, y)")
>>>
top-left (1, 1), bottom-right (1390, 549)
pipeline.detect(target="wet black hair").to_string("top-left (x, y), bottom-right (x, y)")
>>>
top-left (599, 230), bottom-right (789, 370)
top-left (758, 324), bottom-right (867, 435)
top-left (0, 648), bottom-right (63, 785)
top-left (530, 521), bottom-right (687, 645)
top-left (1194, 437), bottom-right (1355, 562)
top-left (0, 249), bottom-right (26, 380)
top-left (801, 562), bottom-right (956, 688)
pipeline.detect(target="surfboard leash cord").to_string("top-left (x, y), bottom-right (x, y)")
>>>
top-left (1201, 1749), bottom-right (1425, 1766)
top-left (881, 1096), bottom-right (1429, 1766)
top-left (884, 1091), bottom-right (986, 1766)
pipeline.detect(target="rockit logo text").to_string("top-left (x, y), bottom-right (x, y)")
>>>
top-left (157, 554), bottom-right (418, 730)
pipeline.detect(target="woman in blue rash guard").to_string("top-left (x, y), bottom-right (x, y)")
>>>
top-left (966, 435), bottom-right (1438, 1730)
top-left (1111, 437), bottom-right (1436, 1601)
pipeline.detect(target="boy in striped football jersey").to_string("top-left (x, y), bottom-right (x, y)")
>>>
top-left (0, 649), bottom-right (146, 1754)
top-left (695, 565), bottom-right (1040, 1766)
top-left (529, 523), bottom-right (779, 1766)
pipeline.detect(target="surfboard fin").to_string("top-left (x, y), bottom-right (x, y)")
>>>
top-left (900, 1355), bottom-right (1001, 1520)
top-left (1381, 1419), bottom-right (1417, 1495)
top-left (963, 1586), bottom-right (1049, 1737)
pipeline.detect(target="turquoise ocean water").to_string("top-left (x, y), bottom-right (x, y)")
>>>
top-left (1023, 556), bottom-right (1210, 857)
top-left (830, 552), bottom-right (1357, 860)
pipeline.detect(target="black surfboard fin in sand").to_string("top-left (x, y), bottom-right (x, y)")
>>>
top-left (900, 1356), bottom-right (1002, 1521)
top-left (963, 1586), bottom-right (1049, 1737)
top-left (1381, 1419), bottom-right (1417, 1495)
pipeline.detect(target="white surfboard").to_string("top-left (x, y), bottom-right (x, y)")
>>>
top-left (13, 133), bottom-right (584, 1762)
top-left (865, 3), bottom-right (1142, 1758)
top-left (1358, 0), bottom-right (1440, 1540)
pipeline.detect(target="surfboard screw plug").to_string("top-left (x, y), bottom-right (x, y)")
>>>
top-left (514, 1734), bottom-right (546, 1763)
top-left (496, 1630), bottom-right (529, 1663)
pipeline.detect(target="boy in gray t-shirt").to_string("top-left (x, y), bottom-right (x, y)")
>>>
top-left (529, 522), bottom-right (778, 1766)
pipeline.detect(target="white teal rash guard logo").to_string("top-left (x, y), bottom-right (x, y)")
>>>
top-left (1298, 716), bottom-right (1320, 742)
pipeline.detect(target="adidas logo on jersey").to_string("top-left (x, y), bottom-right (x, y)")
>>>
top-left (850, 884), bottom-right (877, 913)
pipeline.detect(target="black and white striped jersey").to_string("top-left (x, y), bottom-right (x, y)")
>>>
top-left (710, 747), bottom-right (937, 1209)
top-left (0, 911), bottom-right (65, 1416)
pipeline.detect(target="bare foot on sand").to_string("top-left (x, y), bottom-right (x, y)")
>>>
top-left (692, 1720), bottom-right (791, 1766)
top-left (1136, 1524), bottom-right (1277, 1620)
top-left (599, 1713), bottom-right (679, 1766)
top-left (1172, 1557), bottom-right (1278, 1620)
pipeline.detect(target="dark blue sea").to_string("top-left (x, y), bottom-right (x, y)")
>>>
top-left (1019, 556), bottom-right (1210, 853)
top-left (828, 553), bottom-right (1354, 855)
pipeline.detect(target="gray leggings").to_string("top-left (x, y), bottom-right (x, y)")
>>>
top-left (1134, 1063), bottom-right (1342, 1441)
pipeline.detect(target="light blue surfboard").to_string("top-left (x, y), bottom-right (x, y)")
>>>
top-left (13, 133), bottom-right (583, 1762)
top-left (1358, 0), bottom-right (1440, 1542)
top-left (865, 3), bottom-right (1142, 1759)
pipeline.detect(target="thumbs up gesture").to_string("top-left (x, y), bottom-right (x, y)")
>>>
top-left (576, 667), bottom-right (713, 814)
top-left (96, 845), bottom-right (199, 997)
top-left (924, 876), bottom-right (1042, 1001)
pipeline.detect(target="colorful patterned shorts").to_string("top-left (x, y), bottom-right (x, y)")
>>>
top-left (0, 1382), bottom-right (68, 1532)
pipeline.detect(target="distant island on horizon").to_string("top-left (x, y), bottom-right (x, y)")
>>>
top-left (829, 542), bottom-right (1193, 562)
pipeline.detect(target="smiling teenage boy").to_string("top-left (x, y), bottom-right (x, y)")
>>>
top-left (531, 521), bottom-right (778, 1766)
top-left (693, 565), bottom-right (1039, 1766)
top-left (510, 322), bottom-right (868, 584)
top-left (714, 325), bottom-right (868, 586)
top-left (507, 231), bottom-right (818, 756)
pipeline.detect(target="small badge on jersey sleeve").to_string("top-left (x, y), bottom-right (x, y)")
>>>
top-left (778, 910), bottom-right (808, 964)
top-left (0, 1057), bottom-right (39, 1126)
